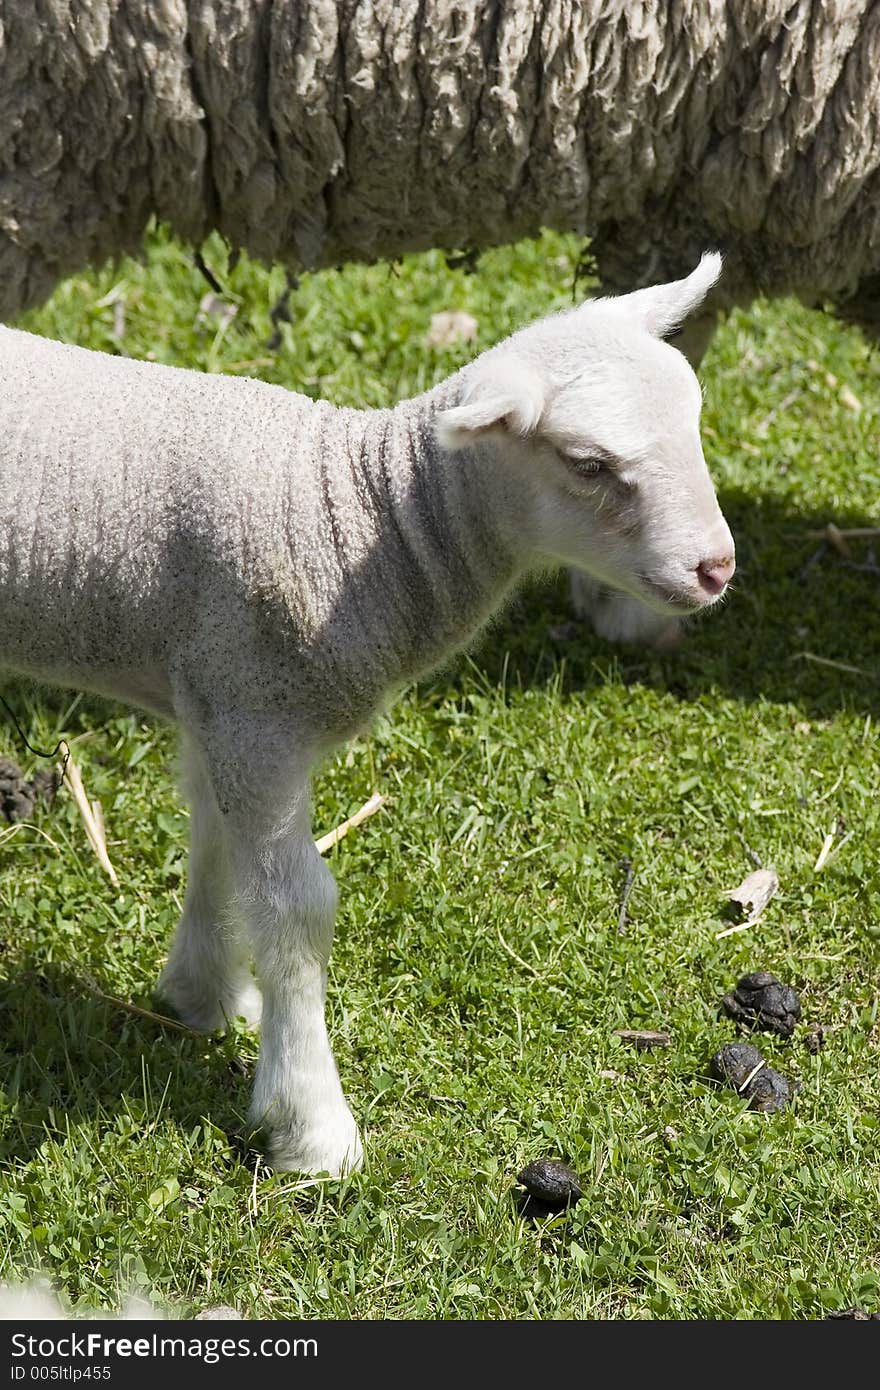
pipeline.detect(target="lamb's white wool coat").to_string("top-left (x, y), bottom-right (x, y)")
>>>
top-left (0, 1282), bottom-right (161, 1321)
top-left (0, 258), bottom-right (732, 1174)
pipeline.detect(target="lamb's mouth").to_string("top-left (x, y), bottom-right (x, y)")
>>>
top-left (638, 575), bottom-right (709, 614)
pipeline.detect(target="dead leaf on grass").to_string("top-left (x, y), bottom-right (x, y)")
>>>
top-left (716, 866), bottom-right (779, 937)
top-left (424, 310), bottom-right (478, 349)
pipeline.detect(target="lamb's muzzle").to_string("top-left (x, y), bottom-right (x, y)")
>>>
top-left (0, 254), bottom-right (728, 1175)
top-left (696, 553), bottom-right (736, 597)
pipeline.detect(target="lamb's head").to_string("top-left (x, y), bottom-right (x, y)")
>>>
top-left (436, 254), bottom-right (734, 618)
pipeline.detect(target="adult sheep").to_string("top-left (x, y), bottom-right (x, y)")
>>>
top-left (2, 0), bottom-right (879, 345)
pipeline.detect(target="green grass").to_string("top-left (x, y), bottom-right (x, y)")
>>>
top-left (1, 225), bottom-right (879, 1319)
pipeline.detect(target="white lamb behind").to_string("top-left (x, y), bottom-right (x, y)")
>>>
top-left (0, 255), bottom-right (733, 1175)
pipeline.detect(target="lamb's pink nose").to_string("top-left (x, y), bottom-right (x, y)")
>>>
top-left (696, 554), bottom-right (736, 595)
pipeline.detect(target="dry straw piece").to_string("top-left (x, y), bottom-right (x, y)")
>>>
top-left (81, 971), bottom-right (200, 1036)
top-left (60, 742), bottom-right (118, 885)
top-left (805, 526), bottom-right (880, 541)
top-left (314, 792), bottom-right (385, 855)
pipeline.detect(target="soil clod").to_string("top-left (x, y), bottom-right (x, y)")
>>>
top-left (516, 1159), bottom-right (583, 1219)
top-left (709, 1042), bottom-right (797, 1113)
top-left (720, 971), bottom-right (802, 1038)
top-left (825, 1308), bottom-right (880, 1320)
top-left (803, 1022), bottom-right (825, 1054)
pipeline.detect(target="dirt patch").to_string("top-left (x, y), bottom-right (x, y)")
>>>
top-left (0, 756), bottom-right (59, 822)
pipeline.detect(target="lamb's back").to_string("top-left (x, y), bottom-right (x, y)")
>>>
top-left (0, 327), bottom-right (326, 697)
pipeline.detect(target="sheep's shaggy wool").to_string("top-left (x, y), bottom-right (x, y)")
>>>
top-left (1, 2), bottom-right (879, 328)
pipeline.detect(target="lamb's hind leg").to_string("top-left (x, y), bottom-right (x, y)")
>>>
top-left (157, 737), bottom-right (262, 1032)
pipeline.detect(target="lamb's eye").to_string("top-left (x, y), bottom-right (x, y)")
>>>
top-left (563, 453), bottom-right (607, 479)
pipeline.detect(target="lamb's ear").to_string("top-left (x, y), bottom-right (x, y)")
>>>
top-left (435, 355), bottom-right (545, 450)
top-left (608, 252), bottom-right (723, 339)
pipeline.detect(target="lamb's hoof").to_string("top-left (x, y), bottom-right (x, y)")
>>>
top-left (261, 1115), bottom-right (364, 1178)
top-left (156, 974), bottom-right (263, 1034)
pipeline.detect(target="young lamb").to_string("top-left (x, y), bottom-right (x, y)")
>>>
top-left (0, 254), bottom-right (734, 1175)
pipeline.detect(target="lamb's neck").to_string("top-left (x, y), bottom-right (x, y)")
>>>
top-left (320, 380), bottom-right (537, 690)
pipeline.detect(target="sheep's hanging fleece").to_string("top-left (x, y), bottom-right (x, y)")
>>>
top-left (1, 1), bottom-right (879, 325)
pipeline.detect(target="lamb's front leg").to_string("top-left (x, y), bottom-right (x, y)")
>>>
top-left (228, 782), bottom-right (362, 1176)
top-left (157, 738), bottom-right (262, 1032)
top-left (569, 572), bottom-right (683, 648)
